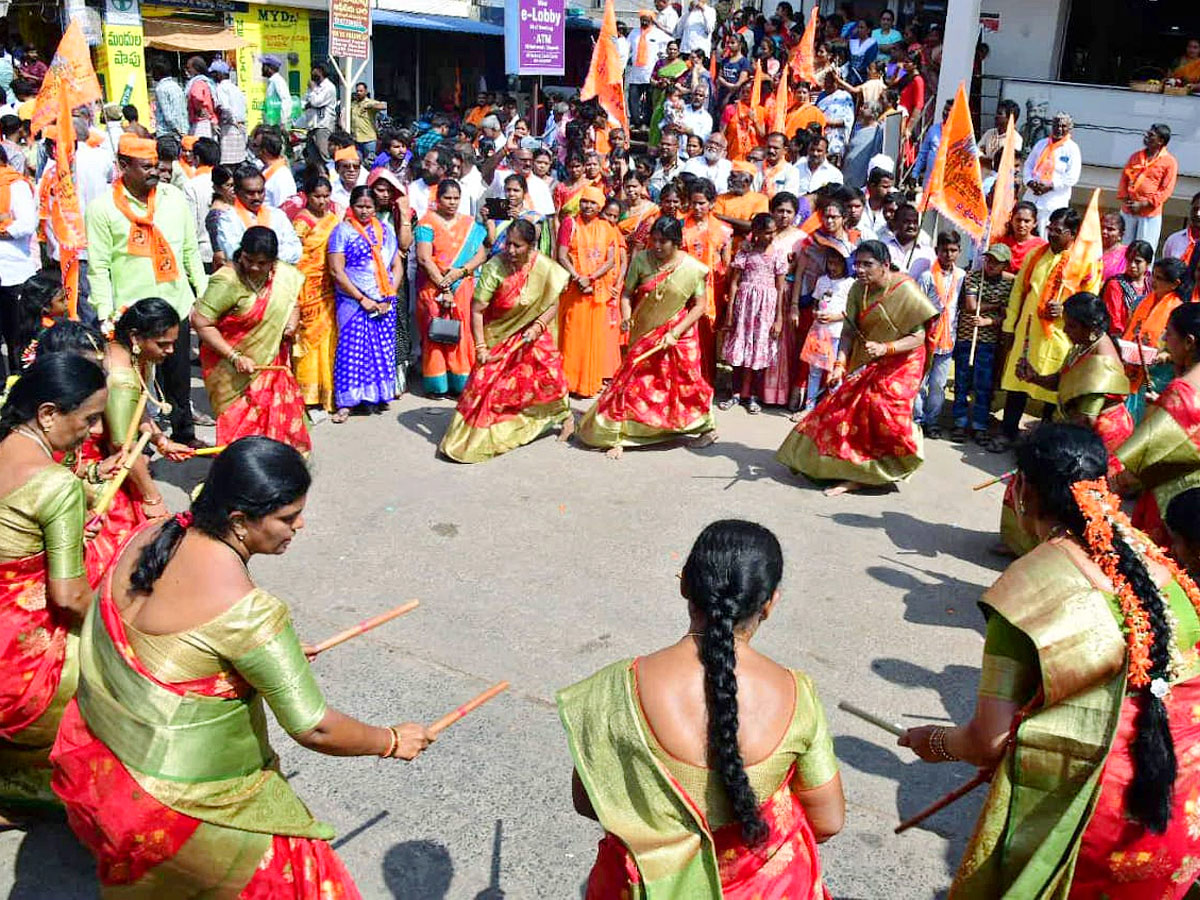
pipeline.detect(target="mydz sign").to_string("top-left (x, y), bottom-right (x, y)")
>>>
top-left (505, 0), bottom-right (564, 76)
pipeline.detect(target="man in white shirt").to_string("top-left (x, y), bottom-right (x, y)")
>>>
top-left (678, 85), bottom-right (714, 143)
top-left (73, 120), bottom-right (115, 212)
top-left (478, 116), bottom-right (506, 159)
top-left (452, 142), bottom-right (487, 217)
top-left (482, 145), bottom-right (554, 216)
top-left (653, 0), bottom-right (679, 39)
top-left (258, 128), bottom-right (296, 209)
top-left (795, 135), bottom-right (843, 195)
top-left (860, 166), bottom-right (894, 237)
top-left (682, 132), bottom-right (731, 193)
top-left (615, 21), bottom-right (631, 74)
top-left (647, 131), bottom-right (682, 200)
top-left (756, 132), bottom-right (800, 198)
top-left (188, 137), bottom-right (219, 266)
top-left (1162, 191), bottom-right (1200, 264)
top-left (330, 146), bottom-right (361, 209)
top-left (1021, 111), bottom-right (1081, 234)
top-left (627, 11), bottom-right (671, 128)
top-left (409, 146), bottom-right (452, 220)
top-left (0, 142), bottom-right (37, 378)
top-left (215, 165), bottom-right (301, 264)
top-left (260, 56), bottom-right (293, 126)
top-left (303, 64), bottom-right (338, 161)
top-left (675, 0), bottom-right (716, 54)
top-left (210, 59), bottom-right (247, 166)
top-left (882, 202), bottom-right (934, 278)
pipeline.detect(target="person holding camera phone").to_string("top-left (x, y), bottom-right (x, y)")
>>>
top-left (484, 174), bottom-right (550, 259)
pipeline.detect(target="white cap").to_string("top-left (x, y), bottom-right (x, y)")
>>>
top-left (868, 153), bottom-right (895, 174)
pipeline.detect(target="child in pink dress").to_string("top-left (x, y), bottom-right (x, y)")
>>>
top-left (719, 213), bottom-right (789, 414)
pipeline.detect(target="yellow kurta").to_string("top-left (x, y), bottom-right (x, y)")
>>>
top-left (1000, 248), bottom-right (1101, 403)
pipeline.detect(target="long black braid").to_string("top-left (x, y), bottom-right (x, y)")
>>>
top-left (1017, 424), bottom-right (1176, 832)
top-left (681, 520), bottom-right (784, 845)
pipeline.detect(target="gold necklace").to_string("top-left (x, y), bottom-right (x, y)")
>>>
top-left (131, 357), bottom-right (173, 416)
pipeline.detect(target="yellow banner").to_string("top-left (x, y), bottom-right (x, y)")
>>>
top-left (226, 6), bottom-right (310, 132)
top-left (94, 23), bottom-right (150, 124)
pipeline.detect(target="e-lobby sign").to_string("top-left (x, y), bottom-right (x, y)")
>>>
top-left (504, 0), bottom-right (565, 76)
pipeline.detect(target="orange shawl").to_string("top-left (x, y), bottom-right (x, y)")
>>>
top-left (233, 200), bottom-right (271, 229)
top-left (1031, 136), bottom-right (1068, 183)
top-left (111, 180), bottom-right (180, 283)
top-left (1125, 291), bottom-right (1182, 351)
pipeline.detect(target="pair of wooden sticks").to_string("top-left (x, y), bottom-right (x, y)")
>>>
top-left (308, 600), bottom-right (509, 735)
top-left (838, 701), bottom-right (988, 834)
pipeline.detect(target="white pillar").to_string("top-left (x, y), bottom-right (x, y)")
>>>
top-left (936, 0), bottom-right (983, 114)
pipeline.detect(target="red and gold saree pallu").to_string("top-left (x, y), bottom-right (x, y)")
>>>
top-left (198, 264), bottom-right (312, 454)
top-left (578, 255), bottom-right (715, 450)
top-left (1116, 378), bottom-right (1200, 547)
top-left (440, 253), bottom-right (572, 463)
top-left (777, 274), bottom-right (936, 485)
top-left (559, 660), bottom-right (831, 900)
top-left (52, 543), bottom-right (358, 898)
top-left (0, 552), bottom-right (77, 809)
top-left (951, 543), bottom-right (1200, 899)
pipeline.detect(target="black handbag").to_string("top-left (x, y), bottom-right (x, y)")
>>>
top-left (428, 314), bottom-right (462, 345)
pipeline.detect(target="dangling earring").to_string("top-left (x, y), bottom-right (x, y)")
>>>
top-left (132, 342), bottom-right (142, 358)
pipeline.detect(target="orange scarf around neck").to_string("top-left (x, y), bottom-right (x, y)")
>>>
top-left (347, 215), bottom-right (394, 299)
top-left (111, 180), bottom-right (180, 283)
top-left (234, 200), bottom-right (271, 228)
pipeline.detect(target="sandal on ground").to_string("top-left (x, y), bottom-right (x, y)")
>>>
top-left (331, 408), bottom-right (351, 424)
top-left (948, 426), bottom-right (969, 443)
top-left (717, 396), bottom-right (740, 411)
top-left (746, 398), bottom-right (762, 415)
top-left (979, 434), bottom-right (1011, 453)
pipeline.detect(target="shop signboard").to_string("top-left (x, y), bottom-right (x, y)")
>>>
top-left (504, 0), bottom-right (565, 76)
top-left (330, 0), bottom-right (369, 60)
top-left (95, 22), bottom-right (150, 119)
top-left (227, 5), bottom-right (311, 130)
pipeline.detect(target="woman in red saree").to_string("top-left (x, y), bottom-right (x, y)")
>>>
top-left (556, 185), bottom-right (621, 397)
top-left (440, 219), bottom-right (574, 462)
top-left (901, 425), bottom-right (1200, 899)
top-left (193, 226), bottom-right (312, 454)
top-left (0, 354), bottom-right (106, 814)
top-left (578, 217), bottom-right (717, 458)
top-left (51, 436), bottom-right (435, 896)
top-left (777, 240), bottom-right (938, 495)
top-left (559, 520), bottom-right (844, 898)
top-left (682, 178), bottom-right (733, 381)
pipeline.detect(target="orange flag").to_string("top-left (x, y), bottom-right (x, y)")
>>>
top-left (789, 7), bottom-right (818, 86)
top-left (771, 64), bottom-right (789, 135)
top-left (985, 116), bottom-right (1018, 245)
top-left (454, 64), bottom-right (462, 109)
top-left (1062, 188), bottom-right (1103, 294)
top-left (710, 43), bottom-right (719, 87)
top-left (925, 82), bottom-right (988, 242)
top-left (749, 60), bottom-right (763, 109)
top-left (581, 0), bottom-right (629, 132)
top-left (33, 21), bottom-right (101, 320)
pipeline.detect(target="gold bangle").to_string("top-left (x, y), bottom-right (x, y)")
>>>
top-left (380, 726), bottom-right (397, 758)
top-left (387, 725), bottom-right (403, 758)
top-left (929, 726), bottom-right (958, 762)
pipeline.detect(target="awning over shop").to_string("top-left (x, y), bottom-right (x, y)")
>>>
top-left (372, 10), bottom-right (505, 36)
top-left (143, 18), bottom-right (251, 52)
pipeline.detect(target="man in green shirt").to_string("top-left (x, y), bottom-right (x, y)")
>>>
top-left (350, 82), bottom-right (387, 161)
top-left (86, 134), bottom-right (209, 448)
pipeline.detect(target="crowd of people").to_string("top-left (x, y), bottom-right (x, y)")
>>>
top-left (2, 7), bottom-right (1200, 897)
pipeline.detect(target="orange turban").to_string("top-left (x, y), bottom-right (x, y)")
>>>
top-left (334, 145), bottom-right (360, 164)
top-left (730, 160), bottom-right (756, 174)
top-left (581, 185), bottom-right (606, 206)
top-left (181, 135), bottom-right (198, 150)
top-left (117, 134), bottom-right (158, 161)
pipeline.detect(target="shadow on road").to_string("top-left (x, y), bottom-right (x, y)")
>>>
top-left (829, 510), bottom-right (1004, 570)
top-left (687, 440), bottom-right (801, 488)
top-left (383, 838), bottom-right (454, 899)
top-left (9, 820), bottom-right (95, 899)
top-left (866, 561), bottom-right (991, 636)
top-left (396, 406), bottom-right (453, 447)
top-left (868, 657), bottom-right (979, 727)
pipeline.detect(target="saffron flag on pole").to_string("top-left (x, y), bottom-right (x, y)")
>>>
top-left (1062, 187), bottom-right (1103, 294)
top-left (32, 21), bottom-right (101, 320)
top-left (925, 81), bottom-right (988, 242)
top-left (984, 116), bottom-right (1018, 246)
top-left (749, 59), bottom-right (763, 109)
top-left (581, 0), bottom-right (629, 132)
top-left (771, 64), bottom-right (789, 136)
top-left (789, 6), bottom-right (818, 85)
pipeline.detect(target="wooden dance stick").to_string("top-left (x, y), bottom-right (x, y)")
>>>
top-left (1133, 325), bottom-right (1153, 389)
top-left (428, 681), bottom-right (510, 736)
top-left (88, 430), bottom-right (154, 526)
top-left (253, 365), bottom-right (293, 373)
top-left (630, 340), bottom-right (668, 367)
top-left (838, 701), bottom-right (906, 737)
top-left (309, 601), bottom-right (420, 657)
top-left (121, 389), bottom-right (150, 454)
top-left (895, 769), bottom-right (990, 834)
top-left (191, 445), bottom-right (227, 457)
top-left (972, 469), bottom-right (1016, 491)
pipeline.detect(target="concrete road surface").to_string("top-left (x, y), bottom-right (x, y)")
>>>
top-left (0, 391), bottom-right (1015, 899)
